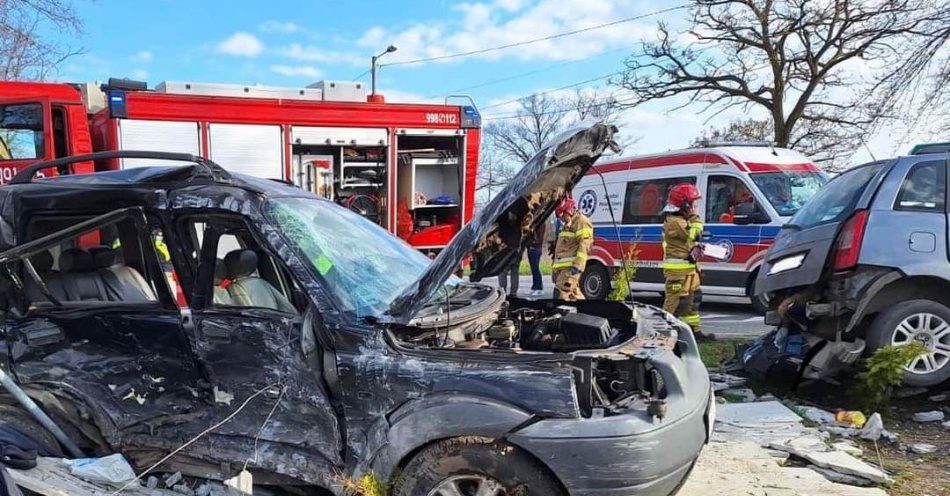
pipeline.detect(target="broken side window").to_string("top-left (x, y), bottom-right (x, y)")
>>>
top-left (179, 216), bottom-right (300, 314)
top-left (2, 208), bottom-right (176, 310)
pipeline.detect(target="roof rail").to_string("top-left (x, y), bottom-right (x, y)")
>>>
top-left (10, 150), bottom-right (232, 185)
top-left (697, 140), bottom-right (775, 148)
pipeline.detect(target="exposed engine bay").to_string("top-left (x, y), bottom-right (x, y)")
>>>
top-left (393, 286), bottom-right (681, 417)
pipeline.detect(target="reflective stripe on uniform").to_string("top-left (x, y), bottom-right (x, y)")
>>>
top-left (552, 257), bottom-right (575, 269)
top-left (574, 252), bottom-right (588, 262)
top-left (687, 222), bottom-right (703, 241)
top-left (681, 314), bottom-right (700, 326)
top-left (559, 231), bottom-right (577, 238)
top-left (662, 258), bottom-right (695, 270)
top-left (574, 227), bottom-right (593, 238)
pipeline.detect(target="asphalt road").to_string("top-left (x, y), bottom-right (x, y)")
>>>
top-left (483, 275), bottom-right (771, 340)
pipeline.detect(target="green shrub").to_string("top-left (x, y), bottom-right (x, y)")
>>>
top-left (851, 343), bottom-right (928, 411)
top-left (607, 245), bottom-right (639, 302)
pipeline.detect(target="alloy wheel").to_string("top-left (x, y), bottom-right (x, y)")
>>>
top-left (427, 475), bottom-right (509, 496)
top-left (891, 312), bottom-right (950, 374)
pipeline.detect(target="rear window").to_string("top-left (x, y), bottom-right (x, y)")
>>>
top-left (789, 161), bottom-right (888, 229)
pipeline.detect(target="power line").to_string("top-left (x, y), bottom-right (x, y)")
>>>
top-left (380, 5), bottom-right (687, 68)
top-left (425, 43), bottom-right (639, 99)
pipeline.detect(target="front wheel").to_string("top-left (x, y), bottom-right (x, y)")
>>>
top-left (580, 262), bottom-right (610, 300)
top-left (865, 299), bottom-right (950, 387)
top-left (391, 437), bottom-right (565, 496)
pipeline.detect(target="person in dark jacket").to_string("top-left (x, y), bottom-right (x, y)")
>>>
top-left (528, 220), bottom-right (546, 296)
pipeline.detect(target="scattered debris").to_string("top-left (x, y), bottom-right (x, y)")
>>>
top-left (909, 443), bottom-right (937, 455)
top-left (859, 413), bottom-right (884, 441)
top-left (224, 469), bottom-right (252, 495)
top-left (726, 387), bottom-right (757, 402)
top-left (894, 387), bottom-right (928, 398)
top-left (912, 410), bottom-right (946, 422)
top-left (835, 410), bottom-right (867, 428)
top-left (928, 393), bottom-right (948, 402)
top-left (708, 372), bottom-right (747, 388)
top-left (164, 471), bottom-right (183, 488)
top-left (212, 386), bottom-right (234, 406)
top-left (64, 453), bottom-right (135, 486)
top-left (172, 483), bottom-right (194, 495)
top-left (831, 440), bottom-right (863, 456)
top-left (809, 465), bottom-right (877, 487)
top-left (943, 420), bottom-right (950, 431)
top-left (147, 475), bottom-right (159, 489)
top-left (8, 457), bottom-right (179, 495)
top-left (798, 405), bottom-right (837, 425)
top-left (715, 401), bottom-right (811, 445)
top-left (801, 450), bottom-right (891, 485)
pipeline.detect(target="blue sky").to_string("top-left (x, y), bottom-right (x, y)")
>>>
top-left (55, 0), bottom-right (923, 160)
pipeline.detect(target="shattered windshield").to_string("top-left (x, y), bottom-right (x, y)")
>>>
top-left (750, 171), bottom-right (827, 217)
top-left (264, 197), bottom-right (458, 318)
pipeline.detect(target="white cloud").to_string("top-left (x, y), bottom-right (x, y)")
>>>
top-left (260, 20), bottom-right (303, 34)
top-left (130, 69), bottom-right (149, 80)
top-left (358, 0), bottom-right (658, 65)
top-left (270, 64), bottom-right (322, 78)
top-left (216, 32), bottom-right (264, 57)
top-left (279, 43), bottom-right (363, 66)
top-left (129, 51), bottom-right (152, 63)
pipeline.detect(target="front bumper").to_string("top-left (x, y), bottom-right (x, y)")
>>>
top-left (507, 331), bottom-right (712, 496)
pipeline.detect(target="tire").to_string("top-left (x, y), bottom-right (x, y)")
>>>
top-left (865, 299), bottom-right (950, 387)
top-left (391, 437), bottom-right (566, 496)
top-left (580, 262), bottom-right (610, 300)
top-left (748, 270), bottom-right (769, 315)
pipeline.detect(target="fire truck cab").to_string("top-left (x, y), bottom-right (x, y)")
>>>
top-left (0, 79), bottom-right (481, 253)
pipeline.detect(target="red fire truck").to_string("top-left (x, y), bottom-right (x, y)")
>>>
top-left (0, 78), bottom-right (481, 253)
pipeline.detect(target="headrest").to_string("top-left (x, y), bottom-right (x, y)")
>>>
top-left (224, 249), bottom-right (258, 279)
top-left (88, 246), bottom-right (117, 269)
top-left (29, 251), bottom-right (54, 272)
top-left (59, 249), bottom-right (93, 273)
top-left (214, 258), bottom-right (228, 284)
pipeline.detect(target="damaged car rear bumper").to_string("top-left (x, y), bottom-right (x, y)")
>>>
top-left (507, 332), bottom-right (712, 496)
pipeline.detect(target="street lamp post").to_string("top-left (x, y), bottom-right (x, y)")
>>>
top-left (371, 45), bottom-right (397, 96)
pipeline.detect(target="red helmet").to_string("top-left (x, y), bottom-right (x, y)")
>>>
top-left (555, 197), bottom-right (576, 218)
top-left (668, 183), bottom-right (702, 210)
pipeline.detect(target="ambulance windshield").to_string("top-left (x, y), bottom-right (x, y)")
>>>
top-left (750, 171), bottom-right (827, 217)
top-left (263, 197), bottom-right (460, 319)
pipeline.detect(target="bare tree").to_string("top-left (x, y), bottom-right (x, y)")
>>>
top-left (691, 119), bottom-right (773, 146)
top-left (484, 94), bottom-right (570, 164)
top-left (616, 0), bottom-right (950, 167)
top-left (0, 0), bottom-right (84, 80)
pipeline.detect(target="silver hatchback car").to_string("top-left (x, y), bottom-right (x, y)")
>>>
top-left (756, 143), bottom-right (950, 387)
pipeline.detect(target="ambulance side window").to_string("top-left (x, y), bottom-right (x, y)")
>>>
top-left (706, 175), bottom-right (767, 223)
top-left (621, 176), bottom-right (696, 224)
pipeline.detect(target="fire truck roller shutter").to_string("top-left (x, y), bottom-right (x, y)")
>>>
top-left (208, 123), bottom-right (284, 179)
top-left (117, 119), bottom-right (201, 168)
top-left (291, 127), bottom-right (389, 147)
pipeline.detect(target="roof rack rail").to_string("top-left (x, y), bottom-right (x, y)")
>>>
top-left (697, 140), bottom-right (775, 148)
top-left (10, 150), bottom-right (233, 185)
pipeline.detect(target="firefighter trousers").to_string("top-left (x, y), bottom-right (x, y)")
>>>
top-left (663, 268), bottom-right (701, 332)
top-left (554, 269), bottom-right (585, 301)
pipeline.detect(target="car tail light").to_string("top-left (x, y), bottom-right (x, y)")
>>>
top-left (833, 210), bottom-right (869, 271)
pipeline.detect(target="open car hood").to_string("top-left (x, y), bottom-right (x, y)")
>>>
top-left (387, 123), bottom-right (618, 322)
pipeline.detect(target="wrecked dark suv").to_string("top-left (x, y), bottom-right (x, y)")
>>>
top-left (0, 124), bottom-right (712, 495)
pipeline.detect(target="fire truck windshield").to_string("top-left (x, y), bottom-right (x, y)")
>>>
top-left (264, 196), bottom-right (459, 318)
top-left (0, 103), bottom-right (44, 161)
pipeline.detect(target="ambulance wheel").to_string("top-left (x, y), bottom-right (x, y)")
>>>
top-left (580, 262), bottom-right (610, 300)
top-left (748, 271), bottom-right (769, 315)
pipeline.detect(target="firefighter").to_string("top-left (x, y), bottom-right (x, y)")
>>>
top-left (662, 183), bottom-right (714, 340)
top-left (551, 197), bottom-right (593, 301)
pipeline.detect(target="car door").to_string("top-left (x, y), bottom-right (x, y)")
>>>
top-left (175, 214), bottom-right (342, 481)
top-left (0, 207), bottom-right (202, 447)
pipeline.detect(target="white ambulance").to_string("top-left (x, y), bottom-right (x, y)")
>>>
top-left (572, 142), bottom-right (827, 312)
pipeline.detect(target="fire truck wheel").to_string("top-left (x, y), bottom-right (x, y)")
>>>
top-left (580, 262), bottom-right (610, 300)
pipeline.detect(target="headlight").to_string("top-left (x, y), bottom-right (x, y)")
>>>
top-left (768, 253), bottom-right (806, 275)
